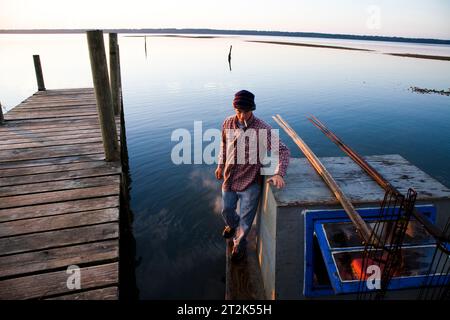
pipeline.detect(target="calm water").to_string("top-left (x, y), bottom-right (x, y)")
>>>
top-left (1, 34), bottom-right (450, 299)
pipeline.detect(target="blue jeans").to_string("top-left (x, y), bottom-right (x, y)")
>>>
top-left (221, 183), bottom-right (261, 249)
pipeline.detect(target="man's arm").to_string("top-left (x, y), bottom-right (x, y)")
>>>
top-left (265, 125), bottom-right (290, 188)
top-left (215, 120), bottom-right (227, 180)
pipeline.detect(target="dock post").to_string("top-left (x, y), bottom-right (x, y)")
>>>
top-left (109, 33), bottom-right (120, 116)
top-left (86, 30), bottom-right (120, 162)
top-left (0, 102), bottom-right (4, 124)
top-left (33, 55), bottom-right (46, 91)
top-left (117, 43), bottom-right (123, 106)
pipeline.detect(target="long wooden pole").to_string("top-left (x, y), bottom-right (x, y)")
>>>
top-left (109, 33), bottom-right (120, 116)
top-left (86, 30), bottom-right (120, 162)
top-left (273, 114), bottom-right (377, 245)
top-left (33, 55), bottom-right (46, 91)
top-left (308, 114), bottom-right (449, 242)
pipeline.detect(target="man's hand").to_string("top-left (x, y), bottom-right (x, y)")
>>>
top-left (267, 174), bottom-right (285, 189)
top-left (215, 167), bottom-right (223, 180)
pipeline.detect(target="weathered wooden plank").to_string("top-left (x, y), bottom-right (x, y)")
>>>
top-left (23, 94), bottom-right (95, 99)
top-left (0, 137), bottom-right (104, 150)
top-left (46, 286), bottom-right (118, 300)
top-left (5, 108), bottom-right (97, 116)
top-left (0, 208), bottom-right (119, 237)
top-left (1, 120), bottom-right (119, 131)
top-left (0, 129), bottom-right (102, 140)
top-left (0, 196), bottom-right (119, 222)
top-left (32, 91), bottom-right (95, 97)
top-left (0, 131), bottom-right (104, 145)
top-left (0, 127), bottom-right (120, 146)
top-left (0, 154), bottom-right (105, 170)
top-left (33, 88), bottom-right (94, 95)
top-left (20, 94), bottom-right (93, 99)
top-left (34, 88), bottom-right (94, 94)
top-left (0, 123), bottom-right (100, 133)
top-left (15, 105), bottom-right (97, 112)
top-left (0, 185), bottom-right (119, 209)
top-left (3, 115), bottom-right (100, 123)
top-left (16, 103), bottom-right (96, 110)
top-left (0, 160), bottom-right (117, 178)
top-left (17, 101), bottom-right (97, 108)
top-left (7, 104), bottom-right (95, 115)
top-left (0, 240), bottom-right (118, 278)
top-left (9, 109), bottom-right (98, 117)
top-left (0, 143), bottom-right (105, 162)
top-left (0, 117), bottom-right (101, 129)
top-left (15, 99), bottom-right (97, 105)
top-left (0, 165), bottom-right (119, 187)
top-left (5, 112), bottom-right (99, 120)
top-left (0, 175), bottom-right (120, 197)
top-left (0, 120), bottom-right (119, 134)
top-left (0, 117), bottom-right (118, 129)
top-left (0, 222), bottom-right (119, 256)
top-left (24, 96), bottom-right (95, 102)
top-left (11, 106), bottom-right (97, 113)
top-left (26, 92), bottom-right (94, 98)
top-left (0, 126), bottom-right (120, 137)
top-left (27, 92), bottom-right (93, 97)
top-left (19, 99), bottom-right (97, 105)
top-left (0, 262), bottom-right (118, 300)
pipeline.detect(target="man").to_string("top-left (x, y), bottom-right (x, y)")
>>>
top-left (215, 90), bottom-right (290, 261)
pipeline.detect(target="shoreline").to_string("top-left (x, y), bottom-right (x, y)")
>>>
top-left (246, 40), bottom-right (373, 51)
top-left (126, 34), bottom-right (218, 39)
top-left (247, 40), bottom-right (450, 61)
top-left (410, 86), bottom-right (450, 96)
top-left (386, 53), bottom-right (450, 61)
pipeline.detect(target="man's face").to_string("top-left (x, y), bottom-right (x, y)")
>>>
top-left (234, 108), bottom-right (252, 124)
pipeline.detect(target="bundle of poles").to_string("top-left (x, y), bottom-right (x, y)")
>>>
top-left (305, 114), bottom-right (450, 297)
top-left (272, 114), bottom-right (379, 246)
top-left (272, 114), bottom-right (449, 249)
top-left (307, 114), bottom-right (449, 247)
top-left (272, 114), bottom-right (449, 297)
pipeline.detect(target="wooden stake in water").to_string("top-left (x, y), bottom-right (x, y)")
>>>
top-left (33, 55), bottom-right (46, 91)
top-left (0, 101), bottom-right (4, 124)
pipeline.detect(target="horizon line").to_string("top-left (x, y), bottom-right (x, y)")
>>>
top-left (1, 27), bottom-right (449, 44)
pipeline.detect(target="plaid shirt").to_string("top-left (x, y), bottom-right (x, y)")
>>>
top-left (218, 114), bottom-right (290, 192)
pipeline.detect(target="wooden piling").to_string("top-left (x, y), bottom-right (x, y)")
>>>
top-left (86, 30), bottom-right (120, 162)
top-left (0, 101), bottom-right (4, 124)
top-left (33, 55), bottom-right (46, 91)
top-left (117, 43), bottom-right (123, 107)
top-left (109, 33), bottom-right (120, 116)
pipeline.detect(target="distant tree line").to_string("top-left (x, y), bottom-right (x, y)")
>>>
top-left (1, 28), bottom-right (449, 45)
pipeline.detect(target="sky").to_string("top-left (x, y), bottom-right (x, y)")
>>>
top-left (1, 0), bottom-right (449, 39)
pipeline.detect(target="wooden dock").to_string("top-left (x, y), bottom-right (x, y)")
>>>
top-left (0, 88), bottom-right (122, 299)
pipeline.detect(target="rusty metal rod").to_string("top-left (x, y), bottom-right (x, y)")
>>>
top-left (307, 115), bottom-right (449, 242)
top-left (273, 114), bottom-right (379, 246)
